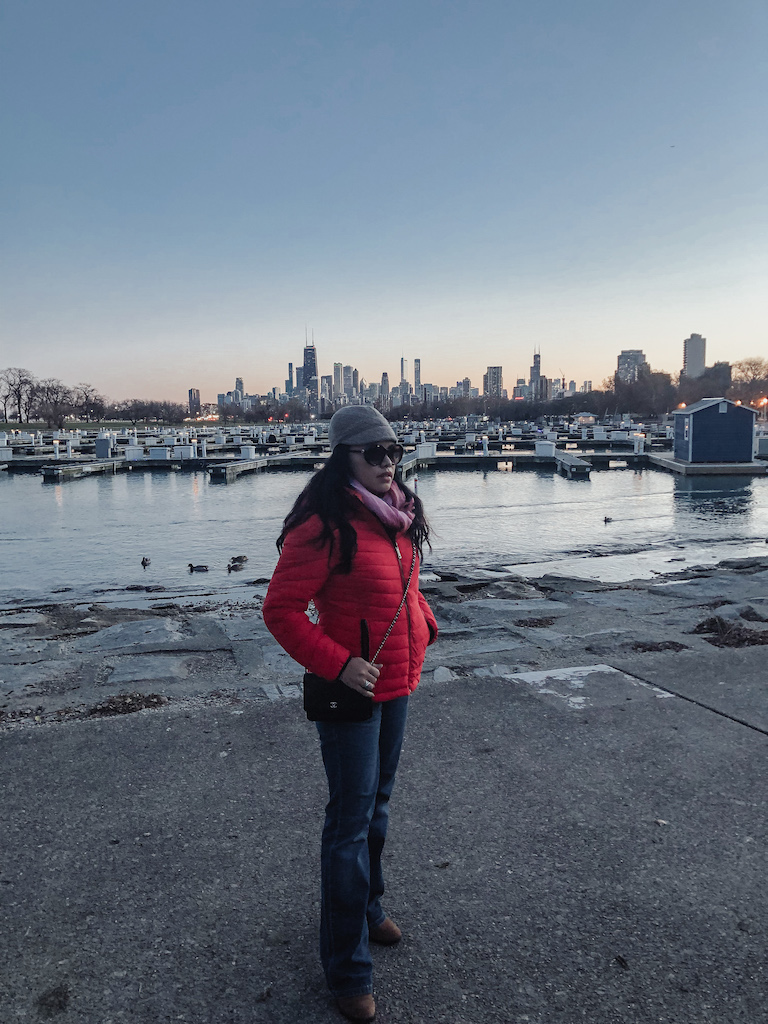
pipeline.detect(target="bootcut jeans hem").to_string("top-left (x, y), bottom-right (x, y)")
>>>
top-left (330, 983), bottom-right (374, 999)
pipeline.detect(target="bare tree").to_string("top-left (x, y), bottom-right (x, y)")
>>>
top-left (114, 399), bottom-right (152, 425)
top-left (729, 357), bottom-right (768, 406)
top-left (33, 378), bottom-right (75, 429)
top-left (0, 369), bottom-right (12, 422)
top-left (2, 367), bottom-right (37, 423)
top-left (156, 401), bottom-right (187, 424)
top-left (74, 382), bottom-right (106, 423)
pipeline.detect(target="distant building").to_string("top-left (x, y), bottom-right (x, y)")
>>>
top-left (616, 350), bottom-right (648, 384)
top-left (380, 372), bottom-right (390, 399)
top-left (673, 398), bottom-right (756, 463)
top-left (320, 374), bottom-right (332, 400)
top-left (400, 358), bottom-right (408, 386)
top-left (483, 366), bottom-right (503, 398)
top-left (414, 359), bottom-right (421, 389)
top-left (333, 363), bottom-right (343, 399)
top-left (188, 388), bottom-right (201, 416)
top-left (528, 350), bottom-right (549, 401)
top-left (682, 334), bottom-right (706, 379)
top-left (529, 351), bottom-right (541, 389)
top-left (285, 363), bottom-right (294, 396)
top-left (235, 377), bottom-right (244, 395)
top-left (303, 343), bottom-right (319, 410)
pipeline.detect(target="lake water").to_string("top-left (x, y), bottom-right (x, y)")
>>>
top-left (2, 466), bottom-right (767, 602)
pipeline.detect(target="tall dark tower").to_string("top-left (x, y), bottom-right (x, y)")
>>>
top-left (303, 343), bottom-right (319, 411)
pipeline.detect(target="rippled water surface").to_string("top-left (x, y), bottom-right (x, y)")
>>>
top-left (2, 466), bottom-right (767, 598)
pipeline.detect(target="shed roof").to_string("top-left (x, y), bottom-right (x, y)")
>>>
top-left (673, 397), bottom-right (757, 417)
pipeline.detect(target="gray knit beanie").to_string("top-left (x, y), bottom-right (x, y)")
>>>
top-left (328, 405), bottom-right (397, 450)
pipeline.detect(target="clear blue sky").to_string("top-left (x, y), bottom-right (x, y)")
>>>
top-left (2, 0), bottom-right (766, 403)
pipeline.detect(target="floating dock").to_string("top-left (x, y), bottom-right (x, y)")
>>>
top-left (649, 453), bottom-right (767, 476)
top-left (208, 450), bottom-right (324, 483)
top-left (41, 460), bottom-right (126, 482)
top-left (26, 446), bottom-right (767, 484)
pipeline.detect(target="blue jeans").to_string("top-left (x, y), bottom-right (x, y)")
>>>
top-left (315, 695), bottom-right (409, 997)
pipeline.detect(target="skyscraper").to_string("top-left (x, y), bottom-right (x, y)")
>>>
top-left (414, 359), bottom-right (421, 389)
top-left (683, 334), bottom-right (706, 379)
top-left (235, 377), bottom-right (244, 395)
top-left (483, 366), bottom-right (503, 398)
top-left (400, 358), bottom-right (408, 386)
top-left (333, 362), bottom-right (343, 399)
top-left (380, 372), bottom-right (390, 398)
top-left (188, 388), bottom-right (201, 416)
top-left (286, 363), bottom-right (294, 396)
top-left (529, 351), bottom-right (541, 386)
top-left (616, 350), bottom-right (649, 383)
top-left (303, 343), bottom-right (318, 409)
top-left (529, 350), bottom-right (548, 401)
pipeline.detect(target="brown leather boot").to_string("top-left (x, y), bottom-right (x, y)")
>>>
top-left (336, 993), bottom-right (376, 1022)
top-left (369, 917), bottom-right (402, 945)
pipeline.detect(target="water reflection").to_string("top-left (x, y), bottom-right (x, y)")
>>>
top-left (673, 477), bottom-right (754, 519)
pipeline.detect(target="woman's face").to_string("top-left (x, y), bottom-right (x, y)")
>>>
top-left (348, 438), bottom-right (397, 496)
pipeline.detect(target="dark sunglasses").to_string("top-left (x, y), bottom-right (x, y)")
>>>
top-left (349, 443), bottom-right (404, 467)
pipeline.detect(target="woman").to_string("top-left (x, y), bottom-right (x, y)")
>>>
top-left (262, 405), bottom-right (438, 1023)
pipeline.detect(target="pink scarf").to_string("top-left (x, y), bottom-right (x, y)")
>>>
top-left (350, 479), bottom-right (415, 532)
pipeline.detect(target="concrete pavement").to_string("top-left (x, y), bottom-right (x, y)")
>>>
top-left (2, 559), bottom-right (767, 1023)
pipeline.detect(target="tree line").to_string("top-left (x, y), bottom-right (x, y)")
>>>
top-left (0, 368), bottom-right (187, 428)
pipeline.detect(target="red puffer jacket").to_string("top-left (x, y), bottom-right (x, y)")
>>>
top-left (262, 500), bottom-right (438, 702)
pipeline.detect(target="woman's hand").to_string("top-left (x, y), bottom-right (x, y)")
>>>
top-left (339, 657), bottom-right (381, 697)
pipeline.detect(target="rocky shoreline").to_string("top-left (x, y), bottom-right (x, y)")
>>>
top-left (3, 555), bottom-right (767, 732)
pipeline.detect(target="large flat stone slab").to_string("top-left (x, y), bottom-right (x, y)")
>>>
top-left (106, 655), bottom-right (192, 686)
top-left (67, 617), bottom-right (231, 655)
top-left (611, 646), bottom-right (768, 733)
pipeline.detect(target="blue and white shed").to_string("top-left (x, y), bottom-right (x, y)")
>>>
top-left (673, 398), bottom-right (756, 463)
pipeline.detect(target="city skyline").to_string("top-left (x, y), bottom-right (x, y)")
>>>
top-left (3, 2), bottom-right (766, 402)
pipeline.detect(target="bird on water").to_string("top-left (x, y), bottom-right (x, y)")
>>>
top-left (141, 557), bottom-right (151, 568)
top-left (188, 564), bottom-right (209, 572)
top-left (230, 555), bottom-right (248, 563)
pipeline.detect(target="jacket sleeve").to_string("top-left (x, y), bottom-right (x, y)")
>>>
top-left (418, 590), bottom-right (439, 645)
top-left (262, 517), bottom-right (351, 680)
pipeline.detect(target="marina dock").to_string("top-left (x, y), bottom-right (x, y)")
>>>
top-left (26, 445), bottom-right (765, 484)
top-left (5, 420), bottom-right (765, 484)
top-left (40, 460), bottom-right (125, 482)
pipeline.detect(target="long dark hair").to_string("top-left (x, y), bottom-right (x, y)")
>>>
top-left (277, 445), bottom-right (430, 574)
